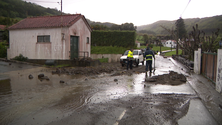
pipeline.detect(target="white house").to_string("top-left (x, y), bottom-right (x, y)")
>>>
top-left (7, 14), bottom-right (92, 60)
top-left (135, 41), bottom-right (140, 48)
top-left (163, 40), bottom-right (177, 48)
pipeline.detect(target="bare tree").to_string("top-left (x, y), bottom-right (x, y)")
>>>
top-left (161, 24), bottom-right (220, 60)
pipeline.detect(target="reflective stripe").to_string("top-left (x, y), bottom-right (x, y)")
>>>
top-left (146, 54), bottom-right (152, 61)
top-left (146, 55), bottom-right (152, 57)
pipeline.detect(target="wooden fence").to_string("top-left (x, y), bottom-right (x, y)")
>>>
top-left (201, 52), bottom-right (217, 83)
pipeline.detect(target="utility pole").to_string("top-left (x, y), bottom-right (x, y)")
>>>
top-left (61, 0), bottom-right (62, 15)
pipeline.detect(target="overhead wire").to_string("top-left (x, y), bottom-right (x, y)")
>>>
top-left (24, 0), bottom-right (58, 4)
top-left (180, 0), bottom-right (191, 17)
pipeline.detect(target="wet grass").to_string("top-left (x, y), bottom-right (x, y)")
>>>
top-left (99, 58), bottom-right (108, 63)
top-left (91, 46), bottom-right (127, 54)
top-left (164, 50), bottom-right (182, 56)
top-left (91, 45), bottom-right (172, 55)
top-left (139, 45), bottom-right (172, 52)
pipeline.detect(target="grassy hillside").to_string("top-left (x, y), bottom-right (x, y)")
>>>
top-left (137, 15), bottom-right (222, 35)
top-left (0, 0), bottom-right (61, 19)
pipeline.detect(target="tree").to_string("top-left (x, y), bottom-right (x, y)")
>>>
top-left (91, 24), bottom-right (109, 30)
top-left (120, 23), bottom-right (136, 31)
top-left (110, 23), bottom-right (136, 31)
top-left (175, 17), bottom-right (187, 40)
top-left (143, 34), bottom-right (148, 44)
top-left (110, 24), bottom-right (120, 30)
top-left (174, 17), bottom-right (187, 55)
top-left (0, 41), bottom-right (8, 58)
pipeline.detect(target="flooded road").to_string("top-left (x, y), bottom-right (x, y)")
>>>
top-left (0, 56), bottom-right (219, 125)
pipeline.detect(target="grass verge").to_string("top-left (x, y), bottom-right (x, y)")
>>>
top-left (164, 50), bottom-right (182, 56)
top-left (139, 45), bottom-right (172, 52)
top-left (98, 58), bottom-right (109, 63)
top-left (91, 46), bottom-right (130, 54)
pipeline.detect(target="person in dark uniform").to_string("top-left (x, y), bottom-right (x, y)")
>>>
top-left (144, 47), bottom-right (155, 74)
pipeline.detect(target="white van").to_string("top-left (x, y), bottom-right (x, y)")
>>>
top-left (120, 49), bottom-right (144, 67)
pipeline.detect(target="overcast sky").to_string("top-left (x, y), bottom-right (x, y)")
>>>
top-left (24, 0), bottom-right (222, 26)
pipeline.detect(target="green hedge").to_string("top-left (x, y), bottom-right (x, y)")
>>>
top-left (91, 30), bottom-right (136, 47)
top-left (91, 46), bottom-right (127, 54)
top-left (0, 41), bottom-right (8, 58)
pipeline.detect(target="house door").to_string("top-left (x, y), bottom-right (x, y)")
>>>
top-left (70, 36), bottom-right (79, 59)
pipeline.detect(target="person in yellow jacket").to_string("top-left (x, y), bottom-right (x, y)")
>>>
top-left (127, 49), bottom-right (133, 70)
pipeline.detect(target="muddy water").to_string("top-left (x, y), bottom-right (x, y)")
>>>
top-left (0, 56), bottom-right (218, 125)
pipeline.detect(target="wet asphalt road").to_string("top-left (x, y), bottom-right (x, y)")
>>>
top-left (0, 56), bottom-right (219, 125)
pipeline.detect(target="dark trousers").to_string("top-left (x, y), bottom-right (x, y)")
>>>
top-left (146, 60), bottom-right (152, 72)
top-left (127, 59), bottom-right (132, 70)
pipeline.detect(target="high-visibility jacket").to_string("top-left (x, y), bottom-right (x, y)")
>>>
top-left (127, 50), bottom-right (133, 58)
top-left (144, 49), bottom-right (154, 61)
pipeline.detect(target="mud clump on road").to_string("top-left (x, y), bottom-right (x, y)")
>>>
top-left (145, 71), bottom-right (187, 85)
top-left (50, 62), bottom-right (145, 76)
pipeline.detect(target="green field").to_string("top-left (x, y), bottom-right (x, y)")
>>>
top-left (139, 45), bottom-right (172, 52)
top-left (164, 50), bottom-right (182, 56)
top-left (91, 45), bottom-right (174, 55)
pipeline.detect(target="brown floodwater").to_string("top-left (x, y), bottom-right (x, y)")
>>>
top-left (0, 56), bottom-right (218, 125)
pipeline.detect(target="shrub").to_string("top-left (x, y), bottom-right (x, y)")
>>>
top-left (0, 41), bottom-right (8, 58)
top-left (12, 54), bottom-right (28, 61)
top-left (99, 58), bottom-right (108, 63)
top-left (91, 30), bottom-right (136, 48)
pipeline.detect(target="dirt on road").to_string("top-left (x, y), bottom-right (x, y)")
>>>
top-left (2, 57), bottom-right (219, 125)
top-left (50, 62), bottom-right (187, 86)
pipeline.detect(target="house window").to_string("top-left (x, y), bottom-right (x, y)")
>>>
top-left (37, 35), bottom-right (50, 42)
top-left (87, 37), bottom-right (89, 44)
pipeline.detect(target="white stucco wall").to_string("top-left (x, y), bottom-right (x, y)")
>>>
top-left (68, 18), bottom-right (91, 58)
top-left (8, 28), bottom-right (65, 59)
top-left (194, 48), bottom-right (201, 74)
top-left (8, 17), bottom-right (91, 59)
top-left (165, 40), bottom-right (176, 48)
top-left (216, 49), bottom-right (222, 93)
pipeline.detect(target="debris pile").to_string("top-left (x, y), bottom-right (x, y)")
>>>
top-left (172, 55), bottom-right (194, 70)
top-left (51, 63), bottom-right (123, 76)
top-left (145, 71), bottom-right (187, 85)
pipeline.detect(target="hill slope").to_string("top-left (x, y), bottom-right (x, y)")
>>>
top-left (0, 0), bottom-right (116, 27)
top-left (0, 0), bottom-right (221, 36)
top-left (137, 15), bottom-right (222, 35)
top-left (0, 0), bottom-right (61, 19)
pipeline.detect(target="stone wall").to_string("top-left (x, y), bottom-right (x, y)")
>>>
top-left (91, 54), bottom-right (122, 63)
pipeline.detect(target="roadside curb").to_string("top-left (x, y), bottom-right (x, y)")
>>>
top-left (0, 58), bottom-right (43, 67)
top-left (170, 57), bottom-right (222, 124)
top-left (187, 73), bottom-right (222, 125)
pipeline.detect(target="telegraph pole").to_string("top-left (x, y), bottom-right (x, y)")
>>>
top-left (61, 0), bottom-right (62, 15)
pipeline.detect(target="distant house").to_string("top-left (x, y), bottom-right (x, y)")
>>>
top-left (0, 25), bottom-right (6, 42)
top-left (7, 14), bottom-right (92, 60)
top-left (162, 40), bottom-right (177, 48)
top-left (135, 41), bottom-right (140, 48)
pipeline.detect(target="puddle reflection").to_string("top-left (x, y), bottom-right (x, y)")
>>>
top-left (0, 79), bottom-right (12, 96)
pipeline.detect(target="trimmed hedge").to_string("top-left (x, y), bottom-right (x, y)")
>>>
top-left (91, 30), bottom-right (136, 47)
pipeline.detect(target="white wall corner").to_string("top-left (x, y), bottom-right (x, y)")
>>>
top-left (194, 48), bottom-right (201, 74)
top-left (216, 49), bottom-right (222, 93)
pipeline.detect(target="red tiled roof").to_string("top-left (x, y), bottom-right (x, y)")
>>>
top-left (8, 14), bottom-right (91, 30)
top-left (0, 25), bottom-right (6, 30)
